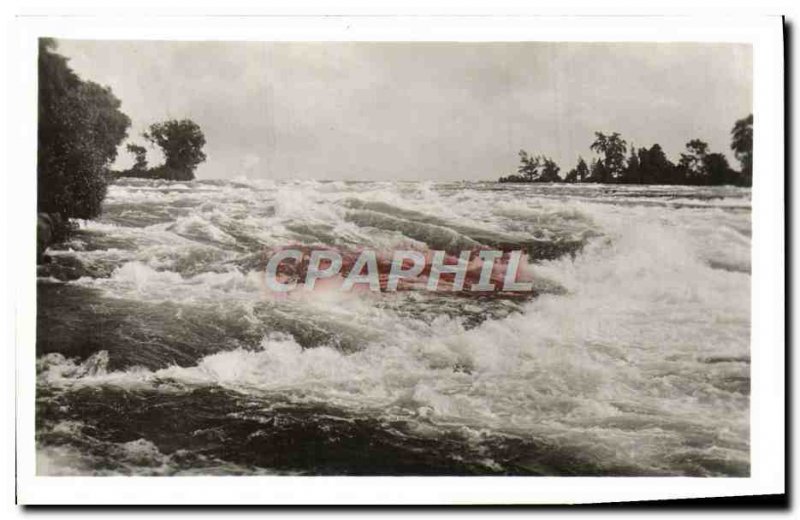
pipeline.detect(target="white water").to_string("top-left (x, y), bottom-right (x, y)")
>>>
top-left (37, 179), bottom-right (751, 476)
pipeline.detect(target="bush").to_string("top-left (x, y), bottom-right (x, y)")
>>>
top-left (38, 38), bottom-right (130, 220)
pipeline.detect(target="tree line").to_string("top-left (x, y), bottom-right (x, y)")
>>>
top-left (499, 117), bottom-right (753, 187)
top-left (38, 38), bottom-right (207, 240)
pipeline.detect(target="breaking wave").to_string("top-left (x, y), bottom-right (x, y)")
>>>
top-left (36, 179), bottom-right (751, 476)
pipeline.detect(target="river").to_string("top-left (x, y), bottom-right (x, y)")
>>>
top-left (36, 179), bottom-right (751, 476)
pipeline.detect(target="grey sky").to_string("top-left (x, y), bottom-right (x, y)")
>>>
top-left (56, 40), bottom-right (752, 181)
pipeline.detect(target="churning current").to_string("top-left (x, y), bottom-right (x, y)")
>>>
top-left (36, 179), bottom-right (751, 476)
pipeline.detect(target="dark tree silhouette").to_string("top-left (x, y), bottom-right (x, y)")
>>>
top-left (575, 157), bottom-right (589, 183)
top-left (38, 38), bottom-right (130, 223)
top-left (703, 152), bottom-right (737, 185)
top-left (679, 139), bottom-right (709, 184)
top-left (676, 139), bottom-right (739, 185)
top-left (498, 116), bottom-right (751, 187)
top-left (590, 132), bottom-right (627, 182)
top-left (144, 119), bottom-right (207, 180)
top-left (621, 146), bottom-right (640, 184)
top-left (499, 151), bottom-right (562, 183)
top-left (637, 144), bottom-right (676, 185)
top-left (731, 114), bottom-right (753, 186)
top-left (126, 143), bottom-right (148, 172)
top-left (539, 157), bottom-right (562, 182)
top-left (564, 158), bottom-right (580, 183)
top-left (517, 150), bottom-right (540, 181)
top-left (588, 157), bottom-right (607, 183)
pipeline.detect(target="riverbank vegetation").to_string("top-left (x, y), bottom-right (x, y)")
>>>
top-left (499, 116), bottom-right (753, 186)
top-left (38, 38), bottom-right (130, 237)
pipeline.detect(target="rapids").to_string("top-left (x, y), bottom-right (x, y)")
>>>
top-left (36, 179), bottom-right (751, 476)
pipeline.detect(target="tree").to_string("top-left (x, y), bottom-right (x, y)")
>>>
top-left (38, 38), bottom-right (131, 223)
top-left (126, 143), bottom-right (148, 172)
top-left (731, 114), bottom-right (753, 186)
top-left (516, 150), bottom-right (540, 181)
top-left (676, 139), bottom-right (738, 185)
top-left (501, 123), bottom-right (748, 186)
top-left (590, 132), bottom-right (627, 182)
top-left (704, 152), bottom-right (737, 185)
top-left (509, 150), bottom-right (561, 182)
top-left (575, 157), bottom-right (588, 183)
top-left (638, 144), bottom-right (677, 185)
top-left (588, 158), bottom-right (606, 183)
top-left (621, 145), bottom-right (640, 184)
top-left (678, 139), bottom-right (709, 184)
top-left (539, 157), bottom-right (562, 182)
top-left (144, 119), bottom-right (207, 180)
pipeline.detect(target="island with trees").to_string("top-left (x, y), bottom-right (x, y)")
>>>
top-left (499, 117), bottom-right (753, 187)
top-left (116, 119), bottom-right (207, 181)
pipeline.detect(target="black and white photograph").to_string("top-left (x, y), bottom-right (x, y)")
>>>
top-left (9, 11), bottom-right (786, 506)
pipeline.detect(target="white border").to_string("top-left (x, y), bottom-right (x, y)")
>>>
top-left (10, 15), bottom-right (784, 505)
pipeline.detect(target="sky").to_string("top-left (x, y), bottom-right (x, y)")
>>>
top-left (55, 40), bottom-right (752, 181)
